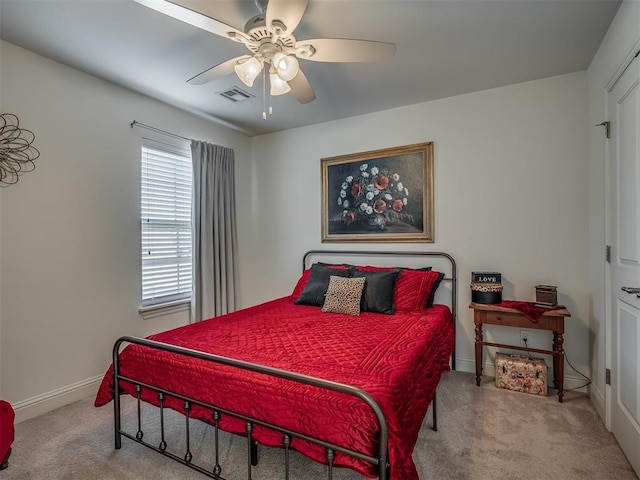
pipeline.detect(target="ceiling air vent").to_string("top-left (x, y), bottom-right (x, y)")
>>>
top-left (216, 87), bottom-right (255, 103)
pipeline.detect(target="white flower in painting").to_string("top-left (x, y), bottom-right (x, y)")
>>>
top-left (362, 172), bottom-right (369, 178)
top-left (343, 200), bottom-right (349, 208)
top-left (404, 188), bottom-right (409, 196)
top-left (397, 182), bottom-right (404, 191)
top-left (392, 173), bottom-right (400, 182)
top-left (346, 175), bottom-right (353, 183)
top-left (343, 210), bottom-right (348, 215)
top-left (366, 206), bottom-right (373, 215)
top-left (341, 182), bottom-right (348, 190)
top-left (367, 184), bottom-right (376, 192)
top-left (340, 189), bottom-right (346, 198)
top-left (403, 198), bottom-right (408, 205)
top-left (385, 193), bottom-right (392, 201)
top-left (366, 191), bottom-right (374, 201)
top-left (338, 198), bottom-right (342, 206)
top-left (360, 203), bottom-right (368, 212)
top-left (371, 166), bottom-right (379, 175)
top-left (360, 163), bottom-right (368, 171)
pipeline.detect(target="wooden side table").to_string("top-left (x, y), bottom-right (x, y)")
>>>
top-left (469, 302), bottom-right (571, 402)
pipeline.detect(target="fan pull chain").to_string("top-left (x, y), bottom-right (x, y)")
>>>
top-left (269, 67), bottom-right (273, 116)
top-left (262, 67), bottom-right (267, 120)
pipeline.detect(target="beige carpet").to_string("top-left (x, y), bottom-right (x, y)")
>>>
top-left (3, 371), bottom-right (637, 480)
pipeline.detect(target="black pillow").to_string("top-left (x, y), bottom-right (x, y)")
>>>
top-left (317, 261), bottom-right (356, 269)
top-left (294, 264), bottom-right (354, 306)
top-left (426, 271), bottom-right (445, 307)
top-left (352, 269), bottom-right (402, 314)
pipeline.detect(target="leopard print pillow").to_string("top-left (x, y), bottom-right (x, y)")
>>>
top-left (322, 276), bottom-right (366, 316)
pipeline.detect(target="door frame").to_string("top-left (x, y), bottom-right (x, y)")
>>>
top-left (604, 40), bottom-right (640, 430)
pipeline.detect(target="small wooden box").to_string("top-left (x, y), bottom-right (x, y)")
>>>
top-left (495, 353), bottom-right (547, 396)
top-left (535, 285), bottom-right (557, 306)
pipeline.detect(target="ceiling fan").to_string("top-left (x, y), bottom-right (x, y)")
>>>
top-left (133, 0), bottom-right (396, 116)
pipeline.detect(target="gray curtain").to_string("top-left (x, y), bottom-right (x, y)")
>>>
top-left (190, 140), bottom-right (239, 322)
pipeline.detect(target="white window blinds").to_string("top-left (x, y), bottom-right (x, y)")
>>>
top-left (141, 140), bottom-right (192, 307)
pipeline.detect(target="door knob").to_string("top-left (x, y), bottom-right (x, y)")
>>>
top-left (621, 286), bottom-right (640, 295)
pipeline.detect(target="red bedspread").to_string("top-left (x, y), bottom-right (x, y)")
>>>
top-left (95, 297), bottom-right (454, 479)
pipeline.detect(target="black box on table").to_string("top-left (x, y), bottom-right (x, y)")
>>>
top-left (470, 271), bottom-right (502, 304)
top-left (470, 282), bottom-right (503, 304)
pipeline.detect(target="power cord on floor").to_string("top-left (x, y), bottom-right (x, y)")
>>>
top-left (523, 338), bottom-right (591, 391)
top-left (564, 348), bottom-right (591, 391)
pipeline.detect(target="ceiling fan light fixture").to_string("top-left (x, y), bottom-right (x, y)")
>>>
top-left (269, 73), bottom-right (291, 96)
top-left (134, 0), bottom-right (397, 118)
top-left (234, 57), bottom-right (263, 87)
top-left (273, 52), bottom-right (299, 82)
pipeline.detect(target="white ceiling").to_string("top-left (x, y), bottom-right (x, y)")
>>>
top-left (0, 0), bottom-right (621, 136)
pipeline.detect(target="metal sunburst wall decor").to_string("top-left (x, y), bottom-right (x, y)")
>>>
top-left (0, 113), bottom-right (41, 186)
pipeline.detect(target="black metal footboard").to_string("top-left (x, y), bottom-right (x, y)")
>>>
top-left (113, 336), bottom-right (434, 480)
top-left (112, 250), bottom-right (453, 479)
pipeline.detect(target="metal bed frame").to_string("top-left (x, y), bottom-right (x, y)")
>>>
top-left (111, 250), bottom-right (457, 479)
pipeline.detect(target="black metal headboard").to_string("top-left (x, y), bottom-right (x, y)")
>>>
top-left (302, 250), bottom-right (457, 370)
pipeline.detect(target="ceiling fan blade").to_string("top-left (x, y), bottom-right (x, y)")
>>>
top-left (266, 0), bottom-right (308, 36)
top-left (187, 55), bottom-right (251, 85)
top-left (295, 38), bottom-right (396, 63)
top-left (133, 0), bottom-right (245, 41)
top-left (288, 69), bottom-right (316, 104)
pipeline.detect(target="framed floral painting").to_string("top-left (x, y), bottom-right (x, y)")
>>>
top-left (321, 142), bottom-right (434, 243)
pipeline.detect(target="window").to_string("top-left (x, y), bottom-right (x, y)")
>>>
top-left (140, 140), bottom-right (192, 307)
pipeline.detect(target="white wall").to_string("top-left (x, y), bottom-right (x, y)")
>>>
top-left (248, 72), bottom-right (591, 388)
top-left (0, 41), bottom-right (251, 422)
top-left (0, 36), bottom-right (595, 422)
top-left (586, 0), bottom-right (640, 421)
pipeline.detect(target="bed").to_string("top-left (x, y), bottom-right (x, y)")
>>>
top-left (95, 250), bottom-right (457, 479)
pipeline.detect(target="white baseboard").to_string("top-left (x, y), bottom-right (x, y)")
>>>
top-left (12, 374), bottom-right (103, 424)
top-left (454, 356), bottom-right (590, 393)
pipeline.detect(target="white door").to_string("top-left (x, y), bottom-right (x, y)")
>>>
top-left (609, 52), bottom-right (640, 476)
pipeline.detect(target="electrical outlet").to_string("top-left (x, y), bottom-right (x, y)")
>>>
top-left (520, 330), bottom-right (530, 345)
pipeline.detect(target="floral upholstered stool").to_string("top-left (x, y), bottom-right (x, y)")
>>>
top-left (0, 400), bottom-right (15, 470)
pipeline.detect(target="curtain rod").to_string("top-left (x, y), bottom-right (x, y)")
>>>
top-left (130, 120), bottom-right (190, 142)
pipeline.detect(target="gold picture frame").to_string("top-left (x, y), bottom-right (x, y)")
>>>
top-left (321, 142), bottom-right (434, 243)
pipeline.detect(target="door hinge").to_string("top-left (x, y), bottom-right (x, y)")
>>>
top-left (606, 368), bottom-right (611, 385)
top-left (606, 245), bottom-right (611, 263)
top-left (596, 121), bottom-right (610, 139)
